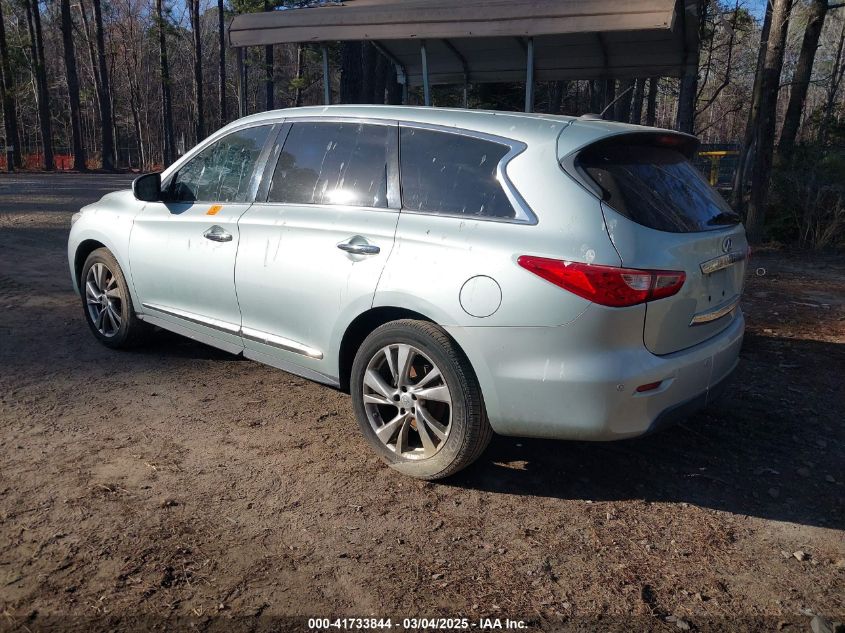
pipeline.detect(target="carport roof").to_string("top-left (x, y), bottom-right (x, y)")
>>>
top-left (229, 0), bottom-right (698, 85)
top-left (228, 0), bottom-right (700, 86)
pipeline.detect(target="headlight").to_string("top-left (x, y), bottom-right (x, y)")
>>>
top-left (71, 211), bottom-right (82, 226)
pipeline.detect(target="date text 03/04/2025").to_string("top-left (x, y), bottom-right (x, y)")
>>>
top-left (307, 617), bottom-right (529, 630)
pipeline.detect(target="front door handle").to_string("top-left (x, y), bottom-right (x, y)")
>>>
top-left (203, 225), bottom-right (232, 243)
top-left (337, 241), bottom-right (380, 256)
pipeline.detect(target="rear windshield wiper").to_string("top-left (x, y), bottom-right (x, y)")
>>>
top-left (707, 211), bottom-right (740, 226)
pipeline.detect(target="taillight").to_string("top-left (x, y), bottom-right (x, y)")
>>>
top-left (517, 256), bottom-right (685, 307)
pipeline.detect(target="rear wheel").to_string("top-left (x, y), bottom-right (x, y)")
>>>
top-left (80, 248), bottom-right (147, 349)
top-left (350, 319), bottom-right (492, 479)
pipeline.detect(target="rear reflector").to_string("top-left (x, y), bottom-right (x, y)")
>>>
top-left (517, 256), bottom-right (686, 307)
top-left (636, 381), bottom-right (663, 393)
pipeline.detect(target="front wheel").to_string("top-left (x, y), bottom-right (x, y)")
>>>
top-left (350, 319), bottom-right (492, 480)
top-left (80, 248), bottom-right (147, 349)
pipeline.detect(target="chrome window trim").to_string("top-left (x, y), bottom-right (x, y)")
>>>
top-left (247, 200), bottom-right (400, 215)
top-left (268, 115), bottom-right (398, 127)
top-left (159, 114), bottom-right (537, 223)
top-left (397, 121), bottom-right (537, 225)
top-left (689, 296), bottom-right (740, 326)
top-left (397, 208), bottom-right (534, 224)
top-left (255, 122), bottom-right (291, 204)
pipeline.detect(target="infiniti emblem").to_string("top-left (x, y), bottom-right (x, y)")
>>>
top-left (722, 237), bottom-right (733, 253)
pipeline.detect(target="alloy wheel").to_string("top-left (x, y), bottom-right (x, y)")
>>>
top-left (85, 262), bottom-right (123, 337)
top-left (362, 343), bottom-right (452, 460)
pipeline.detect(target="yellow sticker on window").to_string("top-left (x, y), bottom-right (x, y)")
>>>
top-left (206, 204), bottom-right (223, 216)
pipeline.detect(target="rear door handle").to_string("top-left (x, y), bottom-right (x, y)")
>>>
top-left (203, 225), bottom-right (232, 243)
top-left (337, 241), bottom-right (380, 256)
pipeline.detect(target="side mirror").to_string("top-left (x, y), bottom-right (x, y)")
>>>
top-left (132, 172), bottom-right (162, 202)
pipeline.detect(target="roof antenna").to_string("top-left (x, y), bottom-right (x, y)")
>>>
top-left (581, 82), bottom-right (636, 121)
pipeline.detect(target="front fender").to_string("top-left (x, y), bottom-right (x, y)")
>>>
top-left (68, 194), bottom-right (142, 309)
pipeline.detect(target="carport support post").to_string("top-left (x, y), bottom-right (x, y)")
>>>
top-left (321, 44), bottom-right (331, 105)
top-left (420, 40), bottom-right (431, 106)
top-left (524, 37), bottom-right (535, 113)
top-left (237, 46), bottom-right (247, 117)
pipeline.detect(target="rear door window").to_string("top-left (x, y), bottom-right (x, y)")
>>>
top-left (576, 143), bottom-right (740, 233)
top-left (399, 127), bottom-right (516, 220)
top-left (268, 121), bottom-right (390, 208)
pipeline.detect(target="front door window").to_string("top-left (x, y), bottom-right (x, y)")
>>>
top-left (168, 125), bottom-right (272, 203)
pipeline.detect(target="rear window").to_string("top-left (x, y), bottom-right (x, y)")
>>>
top-left (576, 143), bottom-right (740, 233)
top-left (399, 127), bottom-right (516, 219)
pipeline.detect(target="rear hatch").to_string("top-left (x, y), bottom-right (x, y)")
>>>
top-left (571, 131), bottom-right (747, 355)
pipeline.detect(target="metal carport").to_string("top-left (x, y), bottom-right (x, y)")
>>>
top-left (228, 0), bottom-right (699, 114)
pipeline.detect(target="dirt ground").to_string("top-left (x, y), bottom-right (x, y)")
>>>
top-left (0, 173), bottom-right (843, 632)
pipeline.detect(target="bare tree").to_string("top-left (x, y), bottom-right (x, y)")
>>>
top-left (119, 33), bottom-right (144, 168)
top-left (589, 80), bottom-right (603, 112)
top-left (77, 1), bottom-right (102, 140)
top-left (293, 43), bottom-right (304, 106)
top-left (733, 2), bottom-right (773, 210)
top-left (189, 0), bottom-right (204, 141)
top-left (677, 0), bottom-right (710, 132)
top-left (630, 78), bottom-right (645, 124)
top-left (677, 73), bottom-right (698, 131)
top-left (778, 0), bottom-right (830, 158)
top-left (156, 0), bottom-right (175, 164)
top-left (263, 0), bottom-right (274, 110)
top-left (746, 0), bottom-right (794, 242)
top-left (218, 0), bottom-right (227, 124)
top-left (548, 80), bottom-right (566, 114)
top-left (60, 0), bottom-right (87, 170)
top-left (645, 77), bottom-right (658, 126)
top-left (695, 0), bottom-right (743, 129)
top-left (92, 0), bottom-right (115, 169)
top-left (603, 78), bottom-right (616, 111)
top-left (614, 78), bottom-right (634, 122)
top-left (24, 0), bottom-right (52, 169)
top-left (818, 16), bottom-right (845, 145)
top-left (0, 1), bottom-right (21, 170)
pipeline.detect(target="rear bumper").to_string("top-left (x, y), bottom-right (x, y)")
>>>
top-left (643, 360), bottom-right (735, 436)
top-left (445, 307), bottom-right (744, 441)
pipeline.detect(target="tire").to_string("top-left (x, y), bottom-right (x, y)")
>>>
top-left (80, 248), bottom-right (148, 349)
top-left (350, 319), bottom-right (492, 480)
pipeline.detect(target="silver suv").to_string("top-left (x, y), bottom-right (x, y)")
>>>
top-left (68, 105), bottom-right (747, 479)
